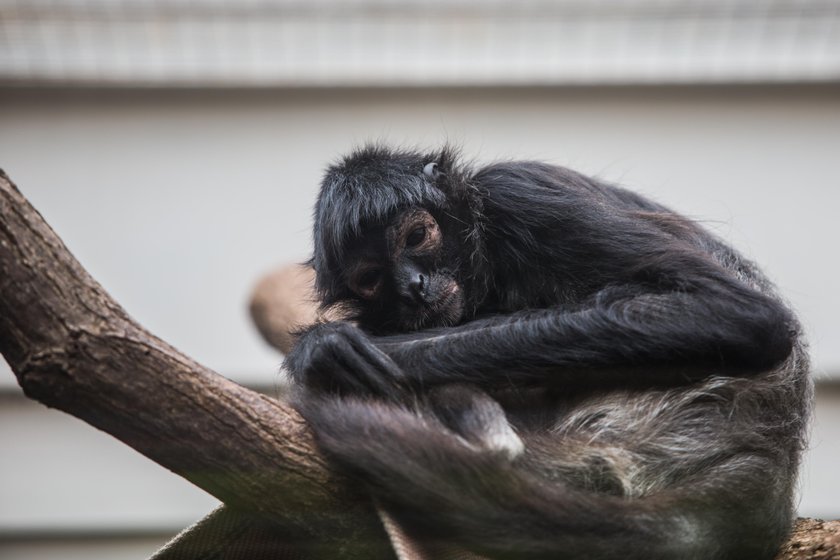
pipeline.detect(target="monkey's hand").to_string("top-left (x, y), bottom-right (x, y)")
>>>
top-left (284, 321), bottom-right (410, 400)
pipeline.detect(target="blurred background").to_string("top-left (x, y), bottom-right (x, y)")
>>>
top-left (1, 1), bottom-right (839, 558)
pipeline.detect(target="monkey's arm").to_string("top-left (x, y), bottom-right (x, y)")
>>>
top-left (287, 275), bottom-right (794, 398)
top-left (373, 279), bottom-right (795, 389)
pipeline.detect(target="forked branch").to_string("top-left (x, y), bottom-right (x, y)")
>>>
top-left (0, 171), bottom-right (391, 559)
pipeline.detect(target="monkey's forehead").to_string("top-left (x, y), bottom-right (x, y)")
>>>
top-left (314, 174), bottom-right (446, 260)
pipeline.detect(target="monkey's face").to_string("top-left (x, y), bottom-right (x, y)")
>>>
top-left (345, 208), bottom-right (465, 332)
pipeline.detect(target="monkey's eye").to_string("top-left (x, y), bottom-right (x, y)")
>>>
top-left (356, 269), bottom-right (382, 289)
top-left (406, 225), bottom-right (426, 248)
top-left (351, 267), bottom-right (382, 299)
top-left (423, 162), bottom-right (438, 178)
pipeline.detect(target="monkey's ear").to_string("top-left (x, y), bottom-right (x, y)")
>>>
top-left (423, 162), bottom-right (440, 179)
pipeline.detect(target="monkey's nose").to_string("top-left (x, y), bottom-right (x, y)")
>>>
top-left (409, 273), bottom-right (426, 301)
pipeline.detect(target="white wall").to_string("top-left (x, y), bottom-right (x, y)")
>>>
top-left (1, 85), bottom-right (839, 558)
top-left (2, 86), bottom-right (839, 381)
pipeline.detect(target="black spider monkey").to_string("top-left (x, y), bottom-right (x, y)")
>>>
top-left (285, 145), bottom-right (811, 559)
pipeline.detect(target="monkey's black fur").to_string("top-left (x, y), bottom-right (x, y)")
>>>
top-left (286, 145), bottom-right (811, 559)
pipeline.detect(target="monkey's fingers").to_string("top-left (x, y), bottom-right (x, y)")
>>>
top-left (335, 338), bottom-right (407, 400)
top-left (345, 335), bottom-right (412, 399)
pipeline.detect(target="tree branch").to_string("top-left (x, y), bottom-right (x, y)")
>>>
top-left (0, 170), bottom-right (392, 558)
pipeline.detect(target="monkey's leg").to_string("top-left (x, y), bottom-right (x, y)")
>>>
top-left (425, 385), bottom-right (523, 460)
top-left (300, 394), bottom-right (792, 560)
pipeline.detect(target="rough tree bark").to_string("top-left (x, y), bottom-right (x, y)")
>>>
top-left (0, 170), bottom-right (836, 559)
top-left (0, 170), bottom-right (393, 559)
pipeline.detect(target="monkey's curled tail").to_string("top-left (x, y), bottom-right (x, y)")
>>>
top-left (295, 396), bottom-right (789, 560)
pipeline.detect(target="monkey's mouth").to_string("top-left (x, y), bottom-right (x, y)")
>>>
top-left (406, 280), bottom-right (464, 330)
